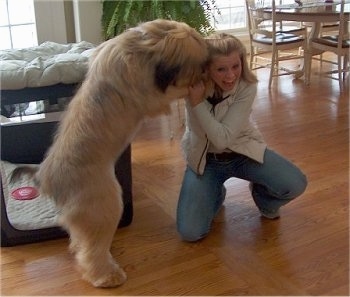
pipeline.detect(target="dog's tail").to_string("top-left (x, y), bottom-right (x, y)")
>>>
top-left (10, 166), bottom-right (39, 185)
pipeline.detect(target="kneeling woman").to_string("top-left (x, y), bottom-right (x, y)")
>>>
top-left (177, 33), bottom-right (307, 242)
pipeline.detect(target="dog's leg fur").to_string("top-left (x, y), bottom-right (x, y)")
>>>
top-left (37, 88), bottom-right (141, 287)
top-left (59, 171), bottom-right (127, 287)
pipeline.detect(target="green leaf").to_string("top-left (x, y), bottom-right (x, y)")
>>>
top-left (101, 0), bottom-right (217, 39)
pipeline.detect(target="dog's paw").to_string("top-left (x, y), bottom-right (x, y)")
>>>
top-left (91, 266), bottom-right (127, 288)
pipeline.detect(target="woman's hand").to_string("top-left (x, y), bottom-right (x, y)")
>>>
top-left (188, 80), bottom-right (205, 107)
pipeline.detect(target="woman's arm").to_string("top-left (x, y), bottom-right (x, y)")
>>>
top-left (189, 82), bottom-right (257, 151)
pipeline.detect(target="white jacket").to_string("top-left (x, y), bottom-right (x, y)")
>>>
top-left (181, 79), bottom-right (267, 175)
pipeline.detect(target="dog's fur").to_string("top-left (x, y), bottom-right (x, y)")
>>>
top-left (11, 19), bottom-right (207, 287)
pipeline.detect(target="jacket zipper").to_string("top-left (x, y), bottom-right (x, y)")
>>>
top-left (196, 104), bottom-right (215, 173)
top-left (197, 136), bottom-right (209, 173)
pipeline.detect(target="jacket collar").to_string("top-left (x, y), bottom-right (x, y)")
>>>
top-left (206, 80), bottom-right (240, 106)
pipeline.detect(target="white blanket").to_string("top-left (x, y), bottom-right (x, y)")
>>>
top-left (1, 160), bottom-right (60, 230)
top-left (0, 41), bottom-right (95, 90)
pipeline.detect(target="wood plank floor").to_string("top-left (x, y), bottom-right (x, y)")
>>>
top-left (1, 56), bottom-right (349, 296)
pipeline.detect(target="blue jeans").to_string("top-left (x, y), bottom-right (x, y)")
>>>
top-left (176, 149), bottom-right (307, 242)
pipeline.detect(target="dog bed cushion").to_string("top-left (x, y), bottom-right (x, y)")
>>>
top-left (0, 41), bottom-right (95, 90)
top-left (1, 160), bottom-right (59, 231)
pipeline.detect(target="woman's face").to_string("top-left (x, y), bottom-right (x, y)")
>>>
top-left (208, 51), bottom-right (242, 92)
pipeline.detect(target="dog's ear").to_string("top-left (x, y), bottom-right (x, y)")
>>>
top-left (155, 62), bottom-right (180, 92)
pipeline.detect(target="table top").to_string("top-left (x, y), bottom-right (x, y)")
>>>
top-left (278, 1), bottom-right (349, 14)
top-left (264, 0), bottom-right (350, 21)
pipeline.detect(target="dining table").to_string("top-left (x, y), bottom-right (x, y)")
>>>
top-left (263, 0), bottom-right (350, 84)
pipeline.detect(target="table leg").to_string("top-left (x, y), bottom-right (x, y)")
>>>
top-left (305, 21), bottom-right (323, 85)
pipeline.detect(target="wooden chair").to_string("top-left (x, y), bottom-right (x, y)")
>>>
top-left (245, 0), bottom-right (307, 88)
top-left (303, 22), bottom-right (340, 67)
top-left (305, 0), bottom-right (349, 91)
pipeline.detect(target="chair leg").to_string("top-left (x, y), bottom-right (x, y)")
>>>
top-left (343, 54), bottom-right (349, 82)
top-left (338, 54), bottom-right (343, 91)
top-left (250, 47), bottom-right (254, 69)
top-left (320, 53), bottom-right (324, 69)
top-left (304, 50), bottom-right (312, 86)
top-left (269, 50), bottom-right (276, 88)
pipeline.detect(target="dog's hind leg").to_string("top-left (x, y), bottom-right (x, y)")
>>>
top-left (59, 180), bottom-right (127, 288)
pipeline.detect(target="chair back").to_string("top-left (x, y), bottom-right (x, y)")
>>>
top-left (246, 0), bottom-right (275, 39)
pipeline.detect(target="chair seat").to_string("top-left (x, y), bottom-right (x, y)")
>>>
top-left (254, 33), bottom-right (304, 45)
top-left (312, 36), bottom-right (350, 48)
top-left (321, 23), bottom-right (340, 30)
top-left (278, 26), bottom-right (305, 35)
top-left (263, 25), bottom-right (305, 35)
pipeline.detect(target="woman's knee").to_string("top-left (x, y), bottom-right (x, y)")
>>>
top-left (292, 171), bottom-right (308, 198)
top-left (280, 170), bottom-right (307, 200)
top-left (177, 223), bottom-right (209, 242)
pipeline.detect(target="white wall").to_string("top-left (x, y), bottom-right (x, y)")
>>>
top-left (34, 0), bottom-right (103, 45)
top-left (72, 0), bottom-right (103, 44)
top-left (34, 0), bottom-right (69, 44)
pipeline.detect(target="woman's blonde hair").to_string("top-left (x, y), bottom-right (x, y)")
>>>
top-left (205, 33), bottom-right (258, 84)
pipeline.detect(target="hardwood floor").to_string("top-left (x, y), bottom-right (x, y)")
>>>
top-left (1, 56), bottom-right (349, 296)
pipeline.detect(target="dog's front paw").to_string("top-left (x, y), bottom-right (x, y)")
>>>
top-left (91, 266), bottom-right (127, 288)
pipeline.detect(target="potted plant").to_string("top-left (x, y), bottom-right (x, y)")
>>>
top-left (102, 0), bottom-right (218, 39)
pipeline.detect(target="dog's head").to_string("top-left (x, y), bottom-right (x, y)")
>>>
top-left (87, 19), bottom-right (208, 115)
top-left (128, 19), bottom-right (208, 93)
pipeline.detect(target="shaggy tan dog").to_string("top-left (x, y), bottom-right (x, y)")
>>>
top-left (11, 19), bottom-right (207, 288)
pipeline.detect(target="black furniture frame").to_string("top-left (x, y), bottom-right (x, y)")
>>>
top-left (1, 84), bottom-right (133, 246)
